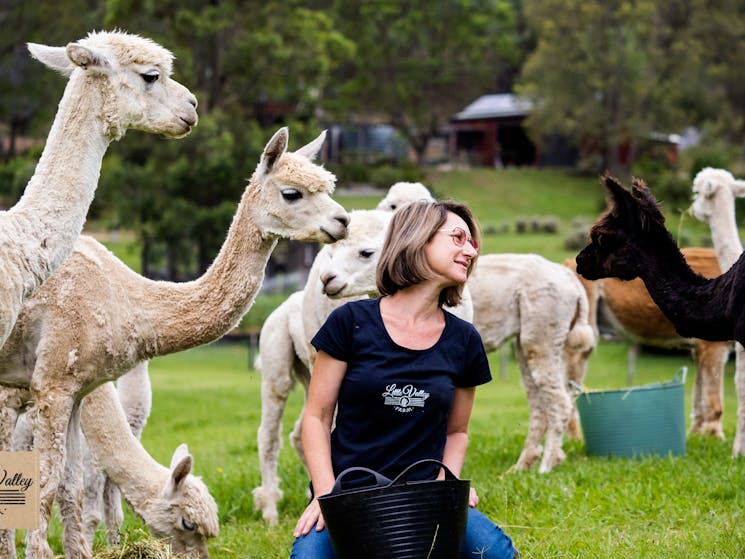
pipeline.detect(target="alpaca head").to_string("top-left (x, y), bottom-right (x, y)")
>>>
top-left (576, 173), bottom-right (668, 281)
top-left (376, 181), bottom-right (435, 211)
top-left (690, 167), bottom-right (745, 222)
top-left (251, 127), bottom-right (349, 242)
top-left (149, 444), bottom-right (218, 559)
top-left (27, 30), bottom-right (197, 140)
top-left (317, 209), bottom-right (393, 298)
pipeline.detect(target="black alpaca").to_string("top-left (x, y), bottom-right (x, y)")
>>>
top-left (576, 173), bottom-right (745, 346)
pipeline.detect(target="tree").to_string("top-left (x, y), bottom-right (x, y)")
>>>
top-left (329, 0), bottom-right (519, 164)
top-left (516, 0), bottom-right (719, 176)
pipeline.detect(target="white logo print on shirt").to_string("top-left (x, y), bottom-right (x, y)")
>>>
top-left (382, 384), bottom-right (430, 413)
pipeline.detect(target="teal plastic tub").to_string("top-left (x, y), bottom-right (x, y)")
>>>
top-left (575, 368), bottom-right (687, 458)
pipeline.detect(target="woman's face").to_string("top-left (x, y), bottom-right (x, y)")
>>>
top-left (423, 211), bottom-right (478, 286)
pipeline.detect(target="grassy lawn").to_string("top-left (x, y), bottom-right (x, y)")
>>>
top-left (40, 338), bottom-right (738, 559)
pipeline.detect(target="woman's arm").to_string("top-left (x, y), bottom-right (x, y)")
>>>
top-left (441, 386), bottom-right (478, 506)
top-left (293, 350), bottom-right (347, 536)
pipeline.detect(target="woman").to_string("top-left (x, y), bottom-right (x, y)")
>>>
top-left (291, 200), bottom-right (517, 559)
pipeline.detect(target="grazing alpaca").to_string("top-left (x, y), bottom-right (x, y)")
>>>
top-left (576, 173), bottom-right (745, 346)
top-left (468, 254), bottom-right (597, 473)
top-left (566, 253), bottom-right (730, 439)
top-left (0, 31), bottom-right (197, 348)
top-left (8, 381), bottom-right (217, 559)
top-left (0, 127), bottom-right (348, 558)
top-left (690, 167), bottom-right (745, 454)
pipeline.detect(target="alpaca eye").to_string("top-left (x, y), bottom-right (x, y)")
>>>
top-left (141, 70), bottom-right (160, 84)
top-left (181, 518), bottom-right (195, 531)
top-left (389, 204), bottom-right (397, 210)
top-left (281, 188), bottom-right (303, 202)
top-left (359, 249), bottom-right (374, 259)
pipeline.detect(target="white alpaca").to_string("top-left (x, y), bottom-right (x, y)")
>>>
top-left (253, 203), bottom-right (482, 523)
top-left (468, 254), bottom-right (597, 473)
top-left (253, 209), bottom-right (392, 525)
top-left (0, 31), bottom-right (197, 349)
top-left (8, 381), bottom-right (217, 559)
top-left (691, 167), bottom-right (745, 455)
top-left (0, 127), bottom-right (348, 558)
top-left (376, 181), bottom-right (434, 211)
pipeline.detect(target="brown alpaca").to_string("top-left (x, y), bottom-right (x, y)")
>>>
top-left (566, 253), bottom-right (730, 439)
top-left (577, 173), bottom-right (745, 346)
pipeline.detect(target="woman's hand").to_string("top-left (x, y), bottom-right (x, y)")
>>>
top-left (294, 497), bottom-right (325, 537)
top-left (469, 487), bottom-right (479, 508)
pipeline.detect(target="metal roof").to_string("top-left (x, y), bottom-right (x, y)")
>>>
top-left (452, 93), bottom-right (532, 121)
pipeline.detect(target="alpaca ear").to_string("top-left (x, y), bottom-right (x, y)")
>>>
top-left (169, 444), bottom-right (193, 491)
top-left (601, 173), bottom-right (633, 211)
top-left (730, 179), bottom-right (745, 198)
top-left (27, 44), bottom-right (74, 76)
top-left (65, 42), bottom-right (113, 74)
top-left (294, 130), bottom-right (327, 161)
top-left (259, 127), bottom-right (289, 174)
top-left (631, 177), bottom-right (666, 226)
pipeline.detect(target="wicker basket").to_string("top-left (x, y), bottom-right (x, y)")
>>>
top-left (575, 367), bottom-right (687, 458)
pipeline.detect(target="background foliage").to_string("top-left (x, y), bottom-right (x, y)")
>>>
top-left (1, 0), bottom-right (744, 279)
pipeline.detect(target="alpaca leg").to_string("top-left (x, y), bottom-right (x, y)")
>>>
top-left (564, 345), bottom-right (591, 440)
top-left (102, 478), bottom-right (123, 546)
top-left (732, 345), bottom-right (745, 457)
top-left (25, 393), bottom-right (75, 559)
top-left (253, 366), bottom-right (295, 526)
top-left (689, 348), bottom-right (705, 433)
top-left (57, 406), bottom-right (92, 559)
top-left (535, 355), bottom-right (572, 473)
top-left (513, 342), bottom-right (547, 471)
top-left (691, 342), bottom-right (728, 439)
top-left (82, 461), bottom-right (105, 547)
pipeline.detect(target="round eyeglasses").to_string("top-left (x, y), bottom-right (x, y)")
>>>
top-left (437, 227), bottom-right (479, 250)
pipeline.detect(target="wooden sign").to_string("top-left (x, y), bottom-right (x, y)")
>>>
top-left (0, 452), bottom-right (39, 529)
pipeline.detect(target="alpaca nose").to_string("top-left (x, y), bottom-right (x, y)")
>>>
top-left (320, 272), bottom-right (336, 289)
top-left (336, 213), bottom-right (349, 229)
top-left (188, 93), bottom-right (198, 108)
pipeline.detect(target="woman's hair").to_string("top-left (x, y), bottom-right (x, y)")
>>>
top-left (376, 200), bottom-right (480, 308)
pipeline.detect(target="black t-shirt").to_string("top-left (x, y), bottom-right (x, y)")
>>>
top-left (311, 297), bottom-right (492, 488)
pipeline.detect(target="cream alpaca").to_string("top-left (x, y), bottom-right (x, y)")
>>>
top-left (8, 380), bottom-right (217, 558)
top-left (0, 31), bottom-right (197, 348)
top-left (468, 254), bottom-right (596, 473)
top-left (691, 167), bottom-right (745, 454)
top-left (0, 127), bottom-right (347, 558)
top-left (253, 210), bottom-right (392, 525)
top-left (376, 181), bottom-right (435, 211)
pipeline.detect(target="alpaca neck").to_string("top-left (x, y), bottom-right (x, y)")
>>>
top-left (11, 71), bottom-right (111, 276)
top-left (706, 197), bottom-right (743, 271)
top-left (80, 383), bottom-right (166, 519)
top-left (635, 228), bottom-right (737, 340)
top-left (138, 183), bottom-right (277, 357)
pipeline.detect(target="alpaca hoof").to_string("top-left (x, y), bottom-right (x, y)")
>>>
top-left (538, 448), bottom-right (566, 474)
top-left (252, 486), bottom-right (281, 526)
top-left (732, 437), bottom-right (745, 458)
top-left (690, 421), bottom-right (725, 440)
top-left (515, 445), bottom-right (542, 471)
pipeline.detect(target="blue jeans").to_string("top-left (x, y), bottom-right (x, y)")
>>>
top-left (290, 507), bottom-right (518, 559)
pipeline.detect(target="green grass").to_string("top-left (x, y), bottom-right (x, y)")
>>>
top-left (47, 339), bottom-right (740, 559)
